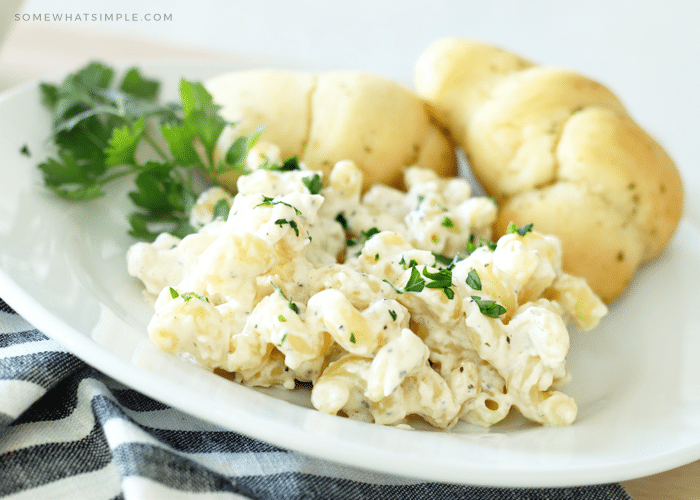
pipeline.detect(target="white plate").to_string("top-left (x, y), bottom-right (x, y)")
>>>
top-left (1, 60), bottom-right (700, 488)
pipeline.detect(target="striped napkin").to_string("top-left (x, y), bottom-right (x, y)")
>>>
top-left (0, 297), bottom-right (632, 499)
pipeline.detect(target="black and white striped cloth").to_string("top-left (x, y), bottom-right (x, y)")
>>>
top-left (0, 297), bottom-right (633, 500)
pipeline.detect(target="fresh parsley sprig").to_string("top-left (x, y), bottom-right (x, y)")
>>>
top-left (37, 61), bottom-right (263, 241)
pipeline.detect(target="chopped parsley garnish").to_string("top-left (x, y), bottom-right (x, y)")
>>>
top-left (288, 299), bottom-right (300, 315)
top-left (441, 216), bottom-right (454, 228)
top-left (335, 212), bottom-right (349, 230)
top-left (471, 295), bottom-right (506, 318)
top-left (274, 218), bottom-right (300, 236)
top-left (432, 252), bottom-right (454, 267)
top-left (422, 266), bottom-right (455, 299)
top-left (382, 279), bottom-right (404, 294)
top-left (466, 239), bottom-right (477, 254)
top-left (255, 195), bottom-right (302, 215)
top-left (395, 262), bottom-right (456, 299)
top-left (181, 291), bottom-right (208, 303)
top-left (435, 253), bottom-right (461, 271)
top-left (278, 315), bottom-right (287, 322)
top-left (389, 310), bottom-right (397, 321)
top-left (170, 287), bottom-right (208, 303)
top-left (360, 227), bottom-right (380, 240)
top-left (466, 235), bottom-right (497, 255)
top-left (404, 266), bottom-right (425, 293)
top-left (273, 285), bottom-right (300, 314)
top-left (349, 332), bottom-right (357, 344)
top-left (347, 226), bottom-right (380, 252)
top-left (466, 269), bottom-right (482, 290)
top-left (20, 144), bottom-right (30, 157)
top-left (277, 333), bottom-right (288, 347)
top-left (399, 255), bottom-right (419, 270)
top-left (36, 61), bottom-right (264, 241)
top-left (302, 173), bottom-right (324, 194)
top-left (506, 222), bottom-right (534, 236)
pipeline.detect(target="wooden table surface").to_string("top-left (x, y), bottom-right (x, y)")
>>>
top-left (1, 23), bottom-right (699, 500)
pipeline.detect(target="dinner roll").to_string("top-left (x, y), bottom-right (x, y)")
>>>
top-left (205, 69), bottom-right (457, 192)
top-left (415, 38), bottom-right (683, 302)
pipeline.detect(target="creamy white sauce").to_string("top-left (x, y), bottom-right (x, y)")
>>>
top-left (127, 144), bottom-right (607, 429)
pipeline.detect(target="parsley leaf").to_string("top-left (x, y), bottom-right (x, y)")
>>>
top-left (404, 266), bottom-right (426, 293)
top-left (168, 288), bottom-right (207, 303)
top-left (399, 256), bottom-right (418, 270)
top-left (397, 262), bottom-right (456, 299)
top-left (506, 222), bottom-right (534, 236)
top-left (302, 173), bottom-right (323, 194)
top-left (36, 62), bottom-right (263, 242)
top-left (361, 227), bottom-right (379, 240)
top-left (466, 269), bottom-right (482, 290)
top-left (433, 252), bottom-right (461, 270)
top-left (346, 226), bottom-right (379, 252)
top-left (274, 218), bottom-right (300, 236)
top-left (255, 195), bottom-right (302, 215)
top-left (383, 279), bottom-right (404, 294)
top-left (466, 235), bottom-right (497, 255)
top-left (471, 296), bottom-right (507, 318)
top-left (272, 285), bottom-right (300, 314)
top-left (422, 266), bottom-right (455, 299)
top-left (181, 291), bottom-right (208, 303)
top-left (288, 299), bottom-right (300, 315)
top-left (432, 252), bottom-right (454, 267)
top-left (119, 67), bottom-right (159, 99)
top-left (127, 161), bottom-right (197, 240)
top-left (105, 117), bottom-right (145, 167)
top-left (335, 212), bottom-right (348, 230)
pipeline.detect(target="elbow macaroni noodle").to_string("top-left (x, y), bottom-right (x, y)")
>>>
top-left (127, 142), bottom-right (607, 429)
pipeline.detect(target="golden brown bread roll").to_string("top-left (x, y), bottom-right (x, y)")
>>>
top-left (205, 69), bottom-right (457, 191)
top-left (415, 38), bottom-right (684, 302)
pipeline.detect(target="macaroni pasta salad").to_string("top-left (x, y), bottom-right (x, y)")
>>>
top-left (127, 142), bottom-right (607, 429)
